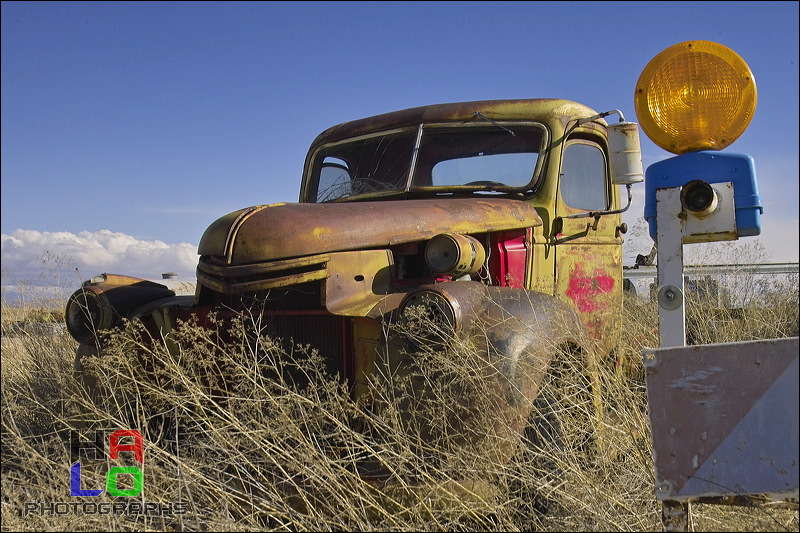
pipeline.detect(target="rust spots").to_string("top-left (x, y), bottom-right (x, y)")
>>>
top-left (565, 264), bottom-right (615, 313)
top-left (201, 198), bottom-right (542, 265)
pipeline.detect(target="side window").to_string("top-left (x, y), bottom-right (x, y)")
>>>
top-left (560, 141), bottom-right (608, 211)
top-left (315, 157), bottom-right (352, 202)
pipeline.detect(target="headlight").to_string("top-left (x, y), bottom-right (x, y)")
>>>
top-left (398, 290), bottom-right (461, 351)
top-left (425, 233), bottom-right (486, 277)
top-left (634, 40), bottom-right (757, 155)
top-left (65, 285), bottom-right (115, 344)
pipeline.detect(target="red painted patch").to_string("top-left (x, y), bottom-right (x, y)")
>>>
top-left (566, 265), bottom-right (615, 313)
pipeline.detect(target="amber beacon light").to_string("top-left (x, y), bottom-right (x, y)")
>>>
top-left (634, 40), bottom-right (757, 155)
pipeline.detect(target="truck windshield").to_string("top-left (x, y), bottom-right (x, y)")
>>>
top-left (308, 124), bottom-right (544, 203)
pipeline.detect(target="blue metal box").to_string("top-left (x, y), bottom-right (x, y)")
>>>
top-left (644, 151), bottom-right (763, 241)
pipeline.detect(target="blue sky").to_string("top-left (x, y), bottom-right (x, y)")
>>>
top-left (2, 1), bottom-right (798, 288)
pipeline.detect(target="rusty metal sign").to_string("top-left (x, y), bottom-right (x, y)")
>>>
top-left (642, 337), bottom-right (799, 503)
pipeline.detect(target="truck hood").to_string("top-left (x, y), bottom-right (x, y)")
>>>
top-left (198, 198), bottom-right (542, 265)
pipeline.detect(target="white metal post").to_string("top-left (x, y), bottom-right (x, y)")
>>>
top-left (655, 187), bottom-right (686, 348)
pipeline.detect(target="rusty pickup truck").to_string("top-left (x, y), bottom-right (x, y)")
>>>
top-left (65, 97), bottom-right (644, 475)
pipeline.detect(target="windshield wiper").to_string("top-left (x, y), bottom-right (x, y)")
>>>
top-left (473, 111), bottom-right (516, 137)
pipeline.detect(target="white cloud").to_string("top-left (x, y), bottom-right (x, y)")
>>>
top-left (1, 229), bottom-right (199, 291)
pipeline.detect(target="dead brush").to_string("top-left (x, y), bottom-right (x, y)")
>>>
top-left (63, 312), bottom-right (515, 530)
top-left (2, 264), bottom-right (798, 531)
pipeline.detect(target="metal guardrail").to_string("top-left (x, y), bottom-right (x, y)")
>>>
top-left (624, 262), bottom-right (799, 280)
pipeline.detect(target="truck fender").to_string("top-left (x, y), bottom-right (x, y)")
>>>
top-left (71, 292), bottom-right (195, 395)
top-left (392, 281), bottom-right (590, 463)
top-left (475, 286), bottom-right (590, 437)
top-left (65, 273), bottom-right (178, 345)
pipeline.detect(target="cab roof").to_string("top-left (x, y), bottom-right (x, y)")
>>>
top-left (309, 98), bottom-right (601, 149)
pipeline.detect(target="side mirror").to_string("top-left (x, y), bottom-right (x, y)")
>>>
top-left (560, 110), bottom-right (643, 222)
top-left (608, 121), bottom-right (644, 185)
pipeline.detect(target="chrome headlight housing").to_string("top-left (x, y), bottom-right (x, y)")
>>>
top-left (398, 289), bottom-right (461, 351)
top-left (424, 233), bottom-right (486, 278)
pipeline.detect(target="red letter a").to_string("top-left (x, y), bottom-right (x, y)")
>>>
top-left (109, 430), bottom-right (143, 463)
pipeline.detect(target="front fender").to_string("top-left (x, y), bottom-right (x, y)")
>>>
top-left (65, 273), bottom-right (179, 345)
top-left (480, 285), bottom-right (588, 395)
top-left (470, 285), bottom-right (590, 461)
top-left (72, 293), bottom-right (200, 403)
top-left (388, 281), bottom-right (589, 464)
top-left (444, 283), bottom-right (589, 409)
top-left (399, 281), bottom-right (588, 380)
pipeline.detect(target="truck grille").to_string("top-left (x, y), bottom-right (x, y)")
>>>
top-left (197, 253), bottom-right (331, 294)
top-left (258, 314), bottom-right (347, 382)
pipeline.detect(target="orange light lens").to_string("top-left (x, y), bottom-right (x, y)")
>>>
top-left (635, 40), bottom-right (757, 154)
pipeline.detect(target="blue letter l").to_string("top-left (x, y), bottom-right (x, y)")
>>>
top-left (70, 462), bottom-right (103, 496)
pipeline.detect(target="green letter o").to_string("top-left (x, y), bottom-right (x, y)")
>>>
top-left (106, 466), bottom-right (143, 497)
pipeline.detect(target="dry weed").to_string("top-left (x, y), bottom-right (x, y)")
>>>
top-left (1, 259), bottom-right (797, 532)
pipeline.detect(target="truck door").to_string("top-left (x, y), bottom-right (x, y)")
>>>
top-left (554, 136), bottom-right (623, 358)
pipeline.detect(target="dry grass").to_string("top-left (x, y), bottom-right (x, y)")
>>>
top-left (1, 262), bottom-right (797, 532)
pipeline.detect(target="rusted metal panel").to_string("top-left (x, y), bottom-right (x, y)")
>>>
top-left (351, 317), bottom-right (380, 402)
top-left (643, 338), bottom-right (799, 503)
top-left (65, 274), bottom-right (178, 342)
top-left (196, 253), bottom-right (331, 294)
top-left (198, 198), bottom-right (543, 265)
top-left (555, 243), bottom-right (623, 356)
top-left (527, 223), bottom-right (555, 293)
top-left (199, 252), bottom-right (331, 277)
top-left (197, 205), bottom-right (284, 260)
top-left (324, 250), bottom-right (394, 316)
top-left (198, 267), bottom-right (328, 294)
